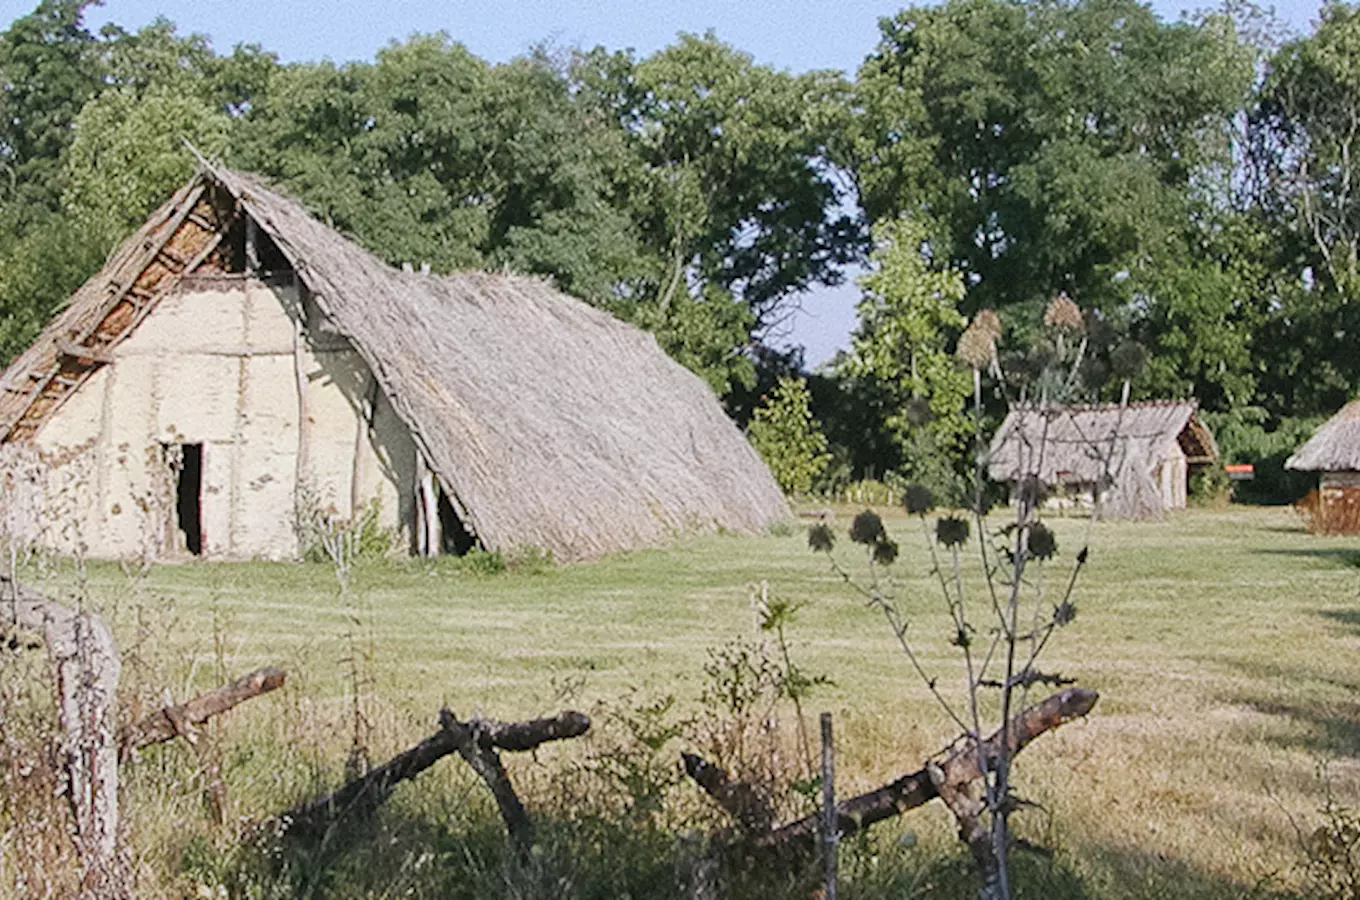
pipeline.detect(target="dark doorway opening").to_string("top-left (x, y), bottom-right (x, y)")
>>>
top-left (437, 487), bottom-right (477, 555)
top-left (176, 443), bottom-right (203, 556)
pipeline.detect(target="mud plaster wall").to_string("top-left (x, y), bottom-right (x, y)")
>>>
top-left (32, 278), bottom-right (416, 560)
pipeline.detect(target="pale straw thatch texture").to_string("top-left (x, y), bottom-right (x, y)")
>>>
top-left (1286, 399), bottom-right (1360, 472)
top-left (1, 165), bottom-right (789, 561)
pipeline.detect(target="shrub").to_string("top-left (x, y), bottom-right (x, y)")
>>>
top-left (748, 376), bottom-right (832, 496)
top-left (1297, 777), bottom-right (1360, 899)
top-left (1189, 464), bottom-right (1232, 507)
top-left (1201, 408), bottom-right (1321, 505)
top-left (296, 494), bottom-right (397, 565)
top-left (1296, 489), bottom-right (1360, 535)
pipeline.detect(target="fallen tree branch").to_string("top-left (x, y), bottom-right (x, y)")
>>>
top-left (681, 688), bottom-right (1097, 855)
top-left (1, 574), bottom-right (124, 898)
top-left (442, 710), bottom-right (534, 861)
top-left (761, 687), bottom-right (1096, 850)
top-left (280, 708), bottom-right (590, 841)
top-left (119, 667), bottom-right (286, 752)
top-left (681, 752), bottom-right (775, 834)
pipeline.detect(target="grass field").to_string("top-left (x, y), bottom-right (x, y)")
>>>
top-left (11, 503), bottom-right (1360, 897)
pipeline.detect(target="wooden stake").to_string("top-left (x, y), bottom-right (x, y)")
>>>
top-left (820, 712), bottom-right (837, 900)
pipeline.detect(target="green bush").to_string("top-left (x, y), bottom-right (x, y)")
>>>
top-left (748, 376), bottom-right (832, 496)
top-left (1189, 464), bottom-right (1232, 506)
top-left (297, 496), bottom-right (398, 565)
top-left (1201, 408), bottom-right (1321, 505)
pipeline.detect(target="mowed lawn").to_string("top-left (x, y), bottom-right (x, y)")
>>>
top-left (36, 504), bottom-right (1360, 895)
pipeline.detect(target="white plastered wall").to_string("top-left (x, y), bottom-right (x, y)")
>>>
top-left (31, 277), bottom-right (416, 560)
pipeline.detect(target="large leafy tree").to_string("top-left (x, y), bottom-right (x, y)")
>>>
top-left (852, 0), bottom-right (1252, 312)
top-left (842, 217), bottom-right (973, 494)
top-left (1256, 2), bottom-right (1360, 297)
top-left (0, 0), bottom-right (103, 219)
top-left (1245, 3), bottom-right (1360, 418)
top-left (576, 35), bottom-right (863, 333)
top-left (848, 0), bottom-right (1260, 416)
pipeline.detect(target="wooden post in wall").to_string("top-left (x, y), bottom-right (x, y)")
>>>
top-left (244, 216), bottom-right (260, 274)
top-left (414, 455), bottom-right (439, 557)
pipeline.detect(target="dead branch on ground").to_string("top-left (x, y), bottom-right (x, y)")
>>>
top-left (119, 667), bottom-right (287, 752)
top-left (684, 687), bottom-right (1097, 857)
top-left (280, 708), bottom-right (591, 857)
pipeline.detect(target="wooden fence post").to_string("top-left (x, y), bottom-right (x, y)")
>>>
top-left (821, 711), bottom-right (837, 900)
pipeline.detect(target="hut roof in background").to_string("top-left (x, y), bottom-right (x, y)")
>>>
top-left (0, 165), bottom-right (789, 561)
top-left (1286, 400), bottom-right (1360, 472)
top-left (987, 400), bottom-right (1213, 485)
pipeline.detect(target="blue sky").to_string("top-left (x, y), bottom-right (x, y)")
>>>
top-left (1, 0), bottom-right (1329, 365)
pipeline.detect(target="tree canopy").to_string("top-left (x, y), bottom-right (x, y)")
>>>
top-left (0, 0), bottom-right (1356, 500)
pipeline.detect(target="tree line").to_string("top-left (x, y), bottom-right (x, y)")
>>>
top-left (1, 0), bottom-right (1356, 502)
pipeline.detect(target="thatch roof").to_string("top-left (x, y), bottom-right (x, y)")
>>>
top-left (1286, 400), bottom-right (1360, 473)
top-left (0, 165), bottom-right (789, 561)
top-left (987, 400), bottom-right (1215, 486)
top-left (0, 179), bottom-right (221, 441)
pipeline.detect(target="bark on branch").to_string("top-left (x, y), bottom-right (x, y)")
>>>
top-left (280, 708), bottom-right (590, 845)
top-left (119, 667), bottom-right (287, 752)
top-left (762, 687), bottom-right (1096, 850)
top-left (681, 752), bottom-right (775, 834)
top-left (0, 574), bottom-right (124, 898)
top-left (682, 688), bottom-right (1097, 855)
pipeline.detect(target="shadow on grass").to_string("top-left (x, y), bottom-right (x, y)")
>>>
top-left (1321, 608), bottom-right (1360, 633)
top-left (186, 809), bottom-right (690, 900)
top-left (1210, 653), bottom-right (1360, 759)
top-left (1254, 548), bottom-right (1360, 569)
top-left (182, 806), bottom-right (1302, 900)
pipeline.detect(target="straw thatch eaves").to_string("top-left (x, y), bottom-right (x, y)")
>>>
top-left (987, 400), bottom-right (1217, 518)
top-left (0, 164), bottom-right (789, 561)
top-left (1286, 400), bottom-right (1360, 472)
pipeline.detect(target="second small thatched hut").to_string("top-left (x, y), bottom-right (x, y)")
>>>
top-left (987, 400), bottom-right (1218, 519)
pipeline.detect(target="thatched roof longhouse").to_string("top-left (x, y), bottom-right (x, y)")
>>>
top-left (0, 164), bottom-right (789, 561)
top-left (1286, 400), bottom-right (1360, 472)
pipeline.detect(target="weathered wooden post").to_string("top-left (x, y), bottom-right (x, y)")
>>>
top-left (820, 711), bottom-right (837, 900)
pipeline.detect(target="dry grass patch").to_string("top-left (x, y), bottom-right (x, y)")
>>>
top-left (5, 505), bottom-right (1360, 897)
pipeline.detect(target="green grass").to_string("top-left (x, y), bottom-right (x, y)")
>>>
top-left (11, 504), bottom-right (1360, 897)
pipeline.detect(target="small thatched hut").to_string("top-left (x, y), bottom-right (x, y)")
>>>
top-left (0, 163), bottom-right (788, 562)
top-left (987, 400), bottom-right (1218, 519)
top-left (1286, 399), bottom-right (1360, 532)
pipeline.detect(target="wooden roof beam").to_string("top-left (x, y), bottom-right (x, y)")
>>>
top-left (56, 340), bottom-right (115, 366)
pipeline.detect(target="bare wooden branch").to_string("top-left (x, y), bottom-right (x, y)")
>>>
top-left (681, 688), bottom-right (1096, 856)
top-left (480, 711), bottom-right (592, 751)
top-left (681, 752), bottom-right (775, 834)
top-left (763, 688), bottom-right (1096, 850)
top-left (119, 667), bottom-right (286, 752)
top-left (441, 710), bottom-right (533, 861)
top-left (280, 708), bottom-right (589, 840)
top-left (0, 575), bottom-right (124, 897)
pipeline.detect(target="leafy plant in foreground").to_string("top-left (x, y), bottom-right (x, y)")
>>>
top-left (811, 295), bottom-right (1111, 900)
